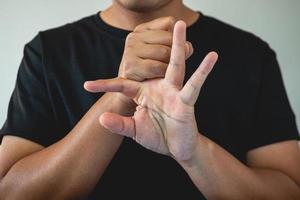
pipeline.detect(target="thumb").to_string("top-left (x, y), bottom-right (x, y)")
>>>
top-left (100, 112), bottom-right (135, 138)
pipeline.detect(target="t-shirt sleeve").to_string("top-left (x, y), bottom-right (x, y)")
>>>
top-left (245, 45), bottom-right (300, 151)
top-left (0, 34), bottom-right (57, 147)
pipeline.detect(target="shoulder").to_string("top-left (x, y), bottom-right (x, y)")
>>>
top-left (23, 13), bottom-right (101, 67)
top-left (27, 14), bottom-right (97, 50)
top-left (201, 15), bottom-right (272, 55)
top-left (42, 14), bottom-right (95, 37)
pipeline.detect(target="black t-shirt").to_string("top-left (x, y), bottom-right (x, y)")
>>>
top-left (1, 12), bottom-right (299, 199)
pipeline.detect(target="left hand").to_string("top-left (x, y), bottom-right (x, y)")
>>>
top-left (85, 21), bottom-right (218, 161)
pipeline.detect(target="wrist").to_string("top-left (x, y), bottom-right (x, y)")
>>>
top-left (176, 134), bottom-right (211, 169)
top-left (102, 92), bottom-right (136, 115)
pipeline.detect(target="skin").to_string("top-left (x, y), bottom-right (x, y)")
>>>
top-left (118, 16), bottom-right (193, 82)
top-left (86, 22), bottom-right (217, 160)
top-left (87, 21), bottom-right (300, 199)
top-left (0, 0), bottom-right (299, 199)
top-left (0, 1), bottom-right (195, 199)
top-left (101, 0), bottom-right (199, 31)
top-left (114, 0), bottom-right (174, 12)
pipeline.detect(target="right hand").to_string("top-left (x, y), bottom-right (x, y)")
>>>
top-left (85, 16), bottom-right (193, 105)
top-left (118, 16), bottom-right (194, 81)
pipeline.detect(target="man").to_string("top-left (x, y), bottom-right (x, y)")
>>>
top-left (0, 0), bottom-right (299, 199)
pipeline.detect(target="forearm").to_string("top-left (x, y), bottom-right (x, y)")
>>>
top-left (0, 93), bottom-right (134, 200)
top-left (179, 135), bottom-right (300, 200)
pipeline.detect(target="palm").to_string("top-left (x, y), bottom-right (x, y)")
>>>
top-left (129, 78), bottom-right (199, 157)
top-left (86, 21), bottom-right (218, 160)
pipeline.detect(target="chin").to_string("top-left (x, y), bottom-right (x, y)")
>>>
top-left (115, 0), bottom-right (174, 12)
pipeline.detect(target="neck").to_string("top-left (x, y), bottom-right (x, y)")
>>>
top-left (101, 1), bottom-right (199, 31)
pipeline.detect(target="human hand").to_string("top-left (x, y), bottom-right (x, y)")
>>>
top-left (84, 17), bottom-right (193, 106)
top-left (86, 21), bottom-right (218, 161)
top-left (118, 16), bottom-right (193, 81)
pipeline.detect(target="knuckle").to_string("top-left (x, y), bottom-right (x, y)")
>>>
top-left (122, 58), bottom-right (135, 70)
top-left (165, 16), bottom-right (176, 26)
top-left (134, 24), bottom-right (144, 32)
top-left (124, 68), bottom-right (133, 78)
top-left (125, 32), bottom-right (138, 45)
top-left (122, 58), bottom-right (138, 78)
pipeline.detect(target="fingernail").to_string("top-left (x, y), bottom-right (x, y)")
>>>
top-left (83, 81), bottom-right (91, 89)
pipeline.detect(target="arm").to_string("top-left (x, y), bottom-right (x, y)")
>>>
top-left (0, 93), bottom-right (133, 200)
top-left (0, 16), bottom-right (192, 199)
top-left (87, 20), bottom-right (300, 200)
top-left (179, 136), bottom-right (300, 199)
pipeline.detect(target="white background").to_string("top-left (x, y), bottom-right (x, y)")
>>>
top-left (0, 0), bottom-right (299, 133)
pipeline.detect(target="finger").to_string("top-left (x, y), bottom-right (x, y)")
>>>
top-left (180, 52), bottom-right (218, 106)
top-left (139, 30), bottom-right (173, 46)
top-left (137, 44), bottom-right (171, 63)
top-left (139, 59), bottom-right (168, 79)
top-left (165, 20), bottom-right (187, 88)
top-left (137, 30), bottom-right (192, 57)
top-left (137, 43), bottom-right (192, 63)
top-left (185, 41), bottom-right (194, 59)
top-left (121, 58), bottom-right (168, 81)
top-left (134, 16), bottom-right (176, 32)
top-left (84, 77), bottom-right (139, 98)
top-left (100, 112), bottom-right (135, 138)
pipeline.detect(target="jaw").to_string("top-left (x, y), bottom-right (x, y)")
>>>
top-left (113, 0), bottom-right (175, 13)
